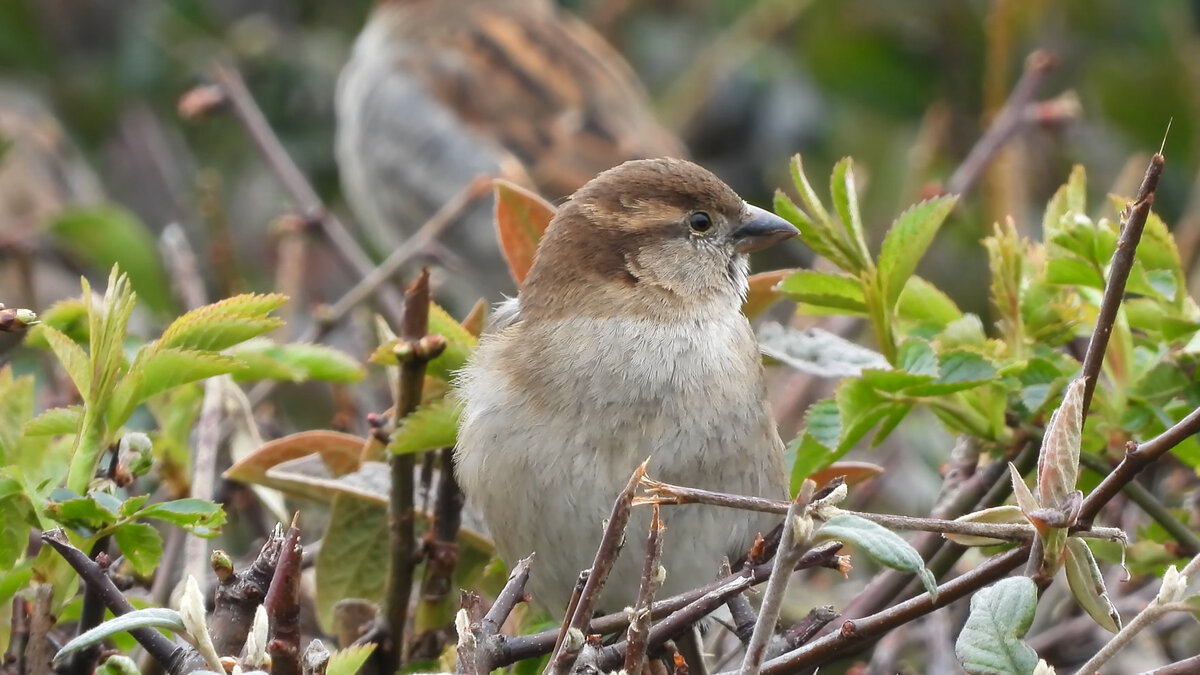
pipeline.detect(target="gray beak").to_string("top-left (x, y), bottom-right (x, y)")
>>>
top-left (732, 203), bottom-right (800, 254)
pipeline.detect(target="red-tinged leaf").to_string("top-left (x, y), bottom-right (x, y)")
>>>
top-left (494, 179), bottom-right (556, 285)
top-left (806, 461), bottom-right (885, 491)
top-left (224, 430), bottom-right (365, 491)
top-left (462, 298), bottom-right (488, 337)
top-left (1037, 377), bottom-right (1085, 511)
top-left (742, 269), bottom-right (796, 319)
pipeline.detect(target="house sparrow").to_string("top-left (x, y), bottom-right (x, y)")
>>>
top-left (336, 0), bottom-right (685, 309)
top-left (455, 158), bottom-right (794, 615)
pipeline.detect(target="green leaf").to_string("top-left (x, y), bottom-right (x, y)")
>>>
top-left (54, 608), bottom-right (185, 663)
top-left (1064, 538), bottom-right (1121, 633)
top-left (315, 497), bottom-right (389, 632)
top-left (834, 378), bottom-right (896, 451)
top-left (788, 433), bottom-right (833, 498)
top-left (805, 399), bottom-right (842, 450)
top-left (895, 276), bottom-right (963, 328)
top-left (830, 157), bottom-right (870, 270)
top-left (878, 195), bottom-right (957, 310)
top-left (112, 349), bottom-right (241, 426)
top-left (48, 206), bottom-right (173, 315)
top-left (897, 340), bottom-right (938, 376)
top-left (231, 342), bottom-right (365, 384)
top-left (34, 325), bottom-right (92, 403)
top-left (1046, 257), bottom-right (1104, 289)
top-left (328, 644), bottom-right (377, 675)
top-left (777, 270), bottom-right (867, 314)
top-left (814, 514), bottom-right (936, 596)
top-left (905, 351), bottom-right (997, 397)
top-left (47, 491), bottom-right (118, 533)
top-left (112, 523), bottom-right (163, 577)
top-left (24, 407), bottom-right (83, 437)
top-left (388, 399), bottom-right (461, 456)
top-left (158, 294), bottom-right (287, 352)
top-left (955, 576), bottom-right (1039, 675)
top-left (426, 303), bottom-right (476, 382)
top-left (1043, 166), bottom-right (1086, 241)
top-left (775, 190), bottom-right (854, 272)
top-left (138, 499), bottom-right (226, 537)
top-left (0, 370), bottom-right (34, 462)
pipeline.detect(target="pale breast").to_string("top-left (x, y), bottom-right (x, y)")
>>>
top-left (455, 311), bottom-right (786, 611)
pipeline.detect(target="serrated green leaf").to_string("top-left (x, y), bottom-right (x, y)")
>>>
top-left (327, 643), bottom-right (377, 675)
top-left (47, 491), bottom-right (118, 533)
top-left (830, 157), bottom-right (870, 270)
top-left (138, 499), bottom-right (226, 537)
top-left (109, 350), bottom-right (241, 428)
top-left (388, 398), bottom-right (461, 455)
top-left (905, 351), bottom-right (997, 397)
top-left (238, 343), bottom-right (365, 383)
top-left (1064, 538), bottom-right (1121, 633)
top-left (955, 576), bottom-right (1039, 675)
top-left (1046, 257), bottom-right (1104, 289)
top-left (896, 276), bottom-right (963, 328)
top-left (878, 195), bottom-right (957, 310)
top-left (48, 206), bottom-right (173, 315)
top-left (814, 514), bottom-right (936, 596)
top-left (158, 293), bottom-right (287, 352)
top-left (35, 325), bottom-right (91, 403)
top-left (24, 406), bottom-right (83, 437)
top-left (859, 368), bottom-right (934, 393)
top-left (1037, 378), bottom-right (1085, 511)
top-left (112, 523), bottom-right (163, 577)
top-left (897, 340), bottom-right (938, 376)
top-left (870, 403), bottom-right (911, 447)
top-left (54, 608), bottom-right (185, 663)
top-left (776, 270), bottom-right (866, 314)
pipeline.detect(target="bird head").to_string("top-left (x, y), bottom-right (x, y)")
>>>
top-left (520, 158), bottom-right (798, 320)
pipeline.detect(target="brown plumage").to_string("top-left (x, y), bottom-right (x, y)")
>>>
top-left (336, 0), bottom-right (684, 307)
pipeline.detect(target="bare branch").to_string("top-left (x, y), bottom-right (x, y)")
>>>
top-left (624, 505), bottom-right (665, 674)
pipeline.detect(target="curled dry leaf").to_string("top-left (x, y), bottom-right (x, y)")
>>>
top-left (806, 461), bottom-right (885, 491)
top-left (494, 179), bottom-right (556, 285)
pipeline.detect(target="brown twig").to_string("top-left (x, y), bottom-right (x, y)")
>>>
top-left (7, 595), bottom-right (30, 675)
top-left (265, 518), bottom-right (303, 675)
top-left (208, 527), bottom-right (284, 657)
top-left (721, 559), bottom-right (757, 646)
top-left (546, 461), bottom-right (648, 675)
top-left (381, 269), bottom-right (440, 670)
top-left (1145, 654), bottom-right (1200, 675)
top-left (456, 592), bottom-right (487, 675)
top-left (780, 605), bottom-right (837, 652)
top-left (750, 545), bottom-right (1028, 674)
top-left (24, 585), bottom-right (53, 675)
top-left (41, 529), bottom-right (205, 674)
top-left (1079, 153), bottom-right (1164, 420)
top-left (624, 504), bottom-right (665, 675)
top-left (205, 63), bottom-right (406, 324)
top-left (943, 50), bottom-right (1059, 198)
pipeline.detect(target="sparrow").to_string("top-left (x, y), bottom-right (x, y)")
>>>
top-left (336, 0), bottom-right (685, 309)
top-left (455, 158), bottom-right (795, 616)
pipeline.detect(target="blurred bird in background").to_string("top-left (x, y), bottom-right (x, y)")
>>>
top-left (335, 0), bottom-right (685, 309)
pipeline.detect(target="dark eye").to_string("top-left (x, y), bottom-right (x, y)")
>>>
top-left (687, 211), bottom-right (713, 234)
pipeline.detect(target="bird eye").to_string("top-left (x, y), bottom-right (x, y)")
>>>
top-left (687, 211), bottom-right (713, 234)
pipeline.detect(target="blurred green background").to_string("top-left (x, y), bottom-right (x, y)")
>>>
top-left (1, 0), bottom-right (1198, 316)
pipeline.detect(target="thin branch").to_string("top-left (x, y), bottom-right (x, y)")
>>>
top-left (411, 445), bottom-right (469, 659)
top-left (206, 63), bottom-right (406, 324)
top-left (779, 606), bottom-right (837, 652)
top-left (722, 558), bottom-right (757, 646)
top-left (944, 50), bottom-right (1059, 198)
top-left (1079, 153), bottom-right (1165, 420)
top-left (739, 486), bottom-right (812, 675)
top-left (41, 529), bottom-right (205, 675)
top-left (748, 545), bottom-right (1029, 674)
top-left (624, 504), bottom-right (665, 675)
top-left (383, 269), bottom-right (438, 669)
top-left (640, 475), bottom-right (1125, 542)
top-left (546, 461), bottom-right (648, 675)
top-left (479, 555), bottom-right (535, 652)
top-left (1146, 654), bottom-right (1200, 675)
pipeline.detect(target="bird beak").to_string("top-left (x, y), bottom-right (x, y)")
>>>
top-left (732, 204), bottom-right (800, 254)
